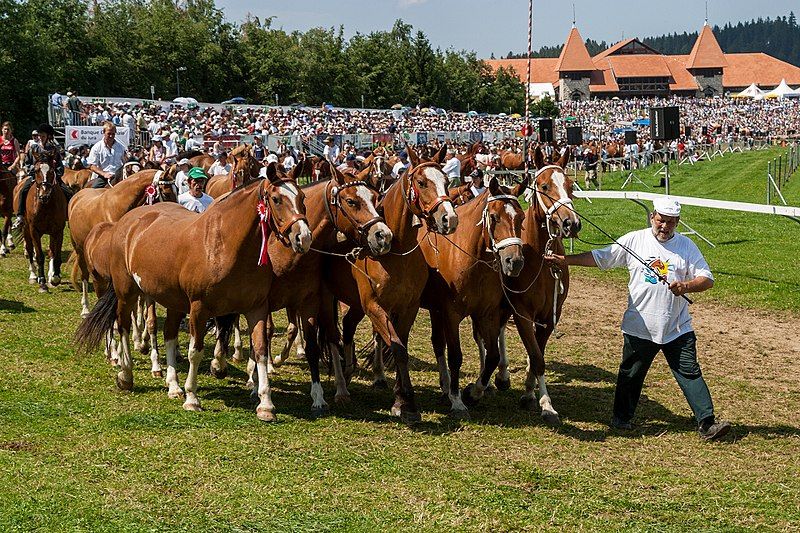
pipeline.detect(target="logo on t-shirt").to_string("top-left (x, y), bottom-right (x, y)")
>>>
top-left (644, 257), bottom-right (670, 284)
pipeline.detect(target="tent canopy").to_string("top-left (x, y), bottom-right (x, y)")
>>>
top-left (763, 79), bottom-right (799, 99)
top-left (733, 83), bottom-right (765, 99)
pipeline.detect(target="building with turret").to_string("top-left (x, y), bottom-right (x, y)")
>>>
top-left (487, 22), bottom-right (800, 100)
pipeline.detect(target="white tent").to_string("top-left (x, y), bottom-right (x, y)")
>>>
top-left (732, 83), bottom-right (765, 99)
top-left (528, 83), bottom-right (555, 100)
top-left (763, 79), bottom-right (798, 99)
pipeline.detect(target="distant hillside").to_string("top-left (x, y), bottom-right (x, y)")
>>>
top-left (504, 13), bottom-right (800, 67)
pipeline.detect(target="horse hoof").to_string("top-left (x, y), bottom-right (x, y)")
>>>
top-left (50, 276), bottom-right (61, 286)
top-left (116, 375), bottom-right (133, 391)
top-left (461, 384), bottom-right (479, 407)
top-left (494, 375), bottom-right (511, 391)
top-left (210, 365), bottom-right (228, 380)
top-left (519, 395), bottom-right (537, 411)
top-left (449, 408), bottom-right (470, 420)
top-left (138, 344), bottom-right (149, 355)
top-left (542, 411), bottom-right (561, 426)
top-left (28, 277), bottom-right (36, 285)
top-left (256, 407), bottom-right (277, 423)
top-left (38, 286), bottom-right (49, 293)
top-left (151, 370), bottom-right (163, 379)
top-left (484, 384), bottom-right (497, 397)
top-left (80, 311), bottom-right (89, 319)
top-left (334, 393), bottom-right (351, 405)
top-left (372, 378), bottom-right (388, 390)
top-left (400, 410), bottom-right (422, 425)
top-left (245, 380), bottom-right (255, 390)
top-left (272, 355), bottom-right (284, 367)
top-left (168, 388), bottom-right (184, 400)
top-left (311, 405), bottom-right (329, 419)
top-left (183, 401), bottom-right (202, 412)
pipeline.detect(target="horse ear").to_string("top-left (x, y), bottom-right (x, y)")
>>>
top-left (488, 175), bottom-right (500, 195)
top-left (362, 152), bottom-right (374, 166)
top-left (355, 164), bottom-right (371, 183)
top-left (405, 143), bottom-right (421, 167)
top-left (265, 161), bottom-right (280, 183)
top-left (511, 175), bottom-right (529, 198)
top-left (556, 147), bottom-right (570, 169)
top-left (331, 162), bottom-right (346, 186)
top-left (432, 144), bottom-right (447, 164)
top-left (288, 160), bottom-right (303, 182)
top-left (533, 146), bottom-right (545, 170)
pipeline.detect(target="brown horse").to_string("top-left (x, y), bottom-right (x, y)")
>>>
top-left (323, 143), bottom-right (458, 423)
top-left (457, 141), bottom-right (485, 177)
top-left (0, 167), bottom-right (14, 256)
top-left (206, 149), bottom-right (262, 198)
top-left (69, 168), bottom-right (179, 317)
top-left (484, 147), bottom-right (582, 424)
top-left (419, 176), bottom-right (527, 416)
top-left (13, 154), bottom-right (68, 292)
top-left (75, 162), bottom-right (311, 422)
top-left (62, 167), bottom-right (94, 193)
top-left (83, 221), bottom-right (122, 364)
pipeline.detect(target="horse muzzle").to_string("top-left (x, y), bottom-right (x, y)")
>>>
top-left (499, 246), bottom-right (525, 277)
top-left (367, 222), bottom-right (393, 256)
top-left (289, 220), bottom-right (312, 253)
top-left (431, 202), bottom-right (458, 235)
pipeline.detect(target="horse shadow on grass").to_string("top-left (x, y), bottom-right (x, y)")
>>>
top-left (0, 299), bottom-right (36, 313)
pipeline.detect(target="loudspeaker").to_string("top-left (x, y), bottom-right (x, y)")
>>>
top-left (701, 125), bottom-right (707, 136)
top-left (624, 130), bottom-right (637, 145)
top-left (685, 125), bottom-right (692, 137)
top-left (538, 119), bottom-right (554, 143)
top-left (727, 125), bottom-right (733, 134)
top-left (649, 106), bottom-right (680, 141)
top-left (566, 126), bottom-right (582, 145)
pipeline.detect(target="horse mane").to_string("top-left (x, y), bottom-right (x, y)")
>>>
top-left (176, 149), bottom-right (204, 160)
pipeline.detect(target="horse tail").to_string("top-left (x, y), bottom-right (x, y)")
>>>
top-left (75, 281), bottom-right (118, 354)
top-left (214, 314), bottom-right (237, 350)
top-left (68, 251), bottom-right (81, 291)
top-left (315, 297), bottom-right (342, 372)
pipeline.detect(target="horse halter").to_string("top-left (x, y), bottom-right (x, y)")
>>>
top-left (34, 161), bottom-right (56, 202)
top-left (325, 179), bottom-right (384, 246)
top-left (145, 170), bottom-right (177, 205)
top-left (259, 178), bottom-right (307, 247)
top-left (402, 161), bottom-right (453, 225)
top-left (524, 164), bottom-right (574, 238)
top-left (480, 194), bottom-right (524, 253)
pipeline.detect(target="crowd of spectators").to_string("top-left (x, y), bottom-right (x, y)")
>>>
top-left (48, 93), bottom-right (800, 150)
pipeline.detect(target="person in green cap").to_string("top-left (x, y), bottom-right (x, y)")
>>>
top-left (178, 167), bottom-right (213, 213)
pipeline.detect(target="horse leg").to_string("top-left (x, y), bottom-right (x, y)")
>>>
top-left (462, 315), bottom-right (502, 408)
top-left (145, 298), bottom-right (162, 378)
top-left (78, 257), bottom-right (91, 317)
top-left (339, 306), bottom-right (363, 387)
top-left (274, 308), bottom-right (297, 367)
top-left (244, 307), bottom-right (277, 422)
top-left (471, 322), bottom-right (497, 395)
top-left (182, 302), bottom-right (210, 412)
top-left (265, 313), bottom-right (276, 374)
top-left (372, 333), bottom-right (387, 389)
top-left (48, 229), bottom-right (63, 286)
top-left (114, 292), bottom-right (138, 391)
top-left (516, 315), bottom-right (560, 425)
top-left (430, 309), bottom-right (451, 401)
top-left (232, 316), bottom-right (243, 363)
top-left (302, 316), bottom-right (329, 418)
top-left (533, 321), bottom-right (559, 425)
top-left (211, 317), bottom-right (231, 379)
top-left (367, 304), bottom-right (419, 424)
top-left (139, 297), bottom-right (151, 352)
top-left (33, 232), bottom-right (47, 292)
top-left (439, 309), bottom-right (469, 418)
top-left (495, 326), bottom-right (511, 391)
top-left (131, 297), bottom-right (144, 352)
top-left (164, 310), bottom-right (184, 399)
top-left (0, 216), bottom-right (9, 256)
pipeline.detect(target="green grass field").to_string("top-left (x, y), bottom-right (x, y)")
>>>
top-left (0, 147), bottom-right (798, 531)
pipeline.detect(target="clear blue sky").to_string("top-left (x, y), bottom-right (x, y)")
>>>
top-left (215, 0), bottom-right (797, 57)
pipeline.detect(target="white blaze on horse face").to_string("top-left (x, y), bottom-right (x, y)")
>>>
top-left (39, 163), bottom-right (50, 182)
top-left (356, 184), bottom-right (392, 255)
top-left (278, 181), bottom-right (311, 251)
top-left (423, 166), bottom-right (458, 230)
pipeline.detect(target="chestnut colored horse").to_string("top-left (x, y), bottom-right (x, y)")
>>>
top-left (69, 167), bottom-right (179, 318)
top-left (76, 162), bottom-right (311, 422)
top-left (481, 147), bottom-right (582, 424)
top-left (62, 168), bottom-right (94, 192)
top-left (206, 149), bottom-right (262, 198)
top-left (0, 167), bottom-right (15, 256)
top-left (419, 176), bottom-right (527, 417)
top-left (323, 143), bottom-right (458, 424)
top-left (13, 154), bottom-right (68, 292)
top-left (457, 141), bottom-right (485, 177)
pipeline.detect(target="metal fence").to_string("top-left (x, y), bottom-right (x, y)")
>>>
top-left (767, 143), bottom-right (799, 205)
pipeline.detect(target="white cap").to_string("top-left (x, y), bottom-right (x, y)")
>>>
top-left (66, 91), bottom-right (73, 96)
top-left (265, 153), bottom-right (279, 164)
top-left (177, 158), bottom-right (190, 165)
top-left (152, 135), bottom-right (162, 141)
top-left (653, 197), bottom-right (681, 217)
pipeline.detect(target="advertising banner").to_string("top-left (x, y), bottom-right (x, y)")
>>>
top-left (65, 126), bottom-right (130, 148)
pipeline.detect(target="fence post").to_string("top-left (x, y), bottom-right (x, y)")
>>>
top-left (767, 161), bottom-right (772, 204)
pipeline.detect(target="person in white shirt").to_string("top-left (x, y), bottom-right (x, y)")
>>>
top-left (468, 169), bottom-right (486, 197)
top-left (322, 136), bottom-right (340, 164)
top-left (208, 152), bottom-right (231, 177)
top-left (174, 158), bottom-right (191, 195)
top-left (441, 150), bottom-right (461, 184)
top-left (178, 167), bottom-right (214, 213)
top-left (545, 198), bottom-right (730, 440)
top-left (282, 150), bottom-right (296, 172)
top-left (87, 121), bottom-right (127, 188)
top-left (392, 150), bottom-right (409, 178)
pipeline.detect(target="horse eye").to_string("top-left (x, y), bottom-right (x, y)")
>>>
top-left (271, 195), bottom-right (281, 203)
top-left (541, 184), bottom-right (549, 192)
top-left (417, 179), bottom-right (427, 188)
top-left (346, 198), bottom-right (357, 207)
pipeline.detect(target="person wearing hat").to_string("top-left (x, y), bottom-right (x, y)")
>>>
top-left (337, 153), bottom-right (358, 173)
top-left (87, 121), bottom-right (127, 188)
top-left (148, 134), bottom-right (166, 168)
top-left (584, 146), bottom-right (599, 190)
top-left (468, 168), bottom-right (485, 197)
top-left (441, 149), bottom-right (461, 185)
top-left (392, 150), bottom-right (409, 178)
top-left (208, 151), bottom-right (231, 177)
top-left (175, 158), bottom-right (192, 195)
top-left (66, 91), bottom-right (81, 126)
top-left (251, 135), bottom-right (266, 162)
top-left (178, 167), bottom-right (213, 213)
top-left (24, 130), bottom-right (39, 155)
top-left (322, 135), bottom-right (340, 164)
top-left (545, 198), bottom-right (731, 441)
top-left (13, 123), bottom-right (70, 229)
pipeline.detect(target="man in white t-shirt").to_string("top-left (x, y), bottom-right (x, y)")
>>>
top-left (208, 152), bottom-right (231, 177)
top-left (178, 167), bottom-right (214, 213)
top-left (322, 136), bottom-right (340, 164)
top-left (441, 150), bottom-right (461, 184)
top-left (545, 198), bottom-right (730, 441)
top-left (174, 158), bottom-right (191, 195)
top-left (392, 150), bottom-right (409, 178)
top-left (87, 121), bottom-right (127, 188)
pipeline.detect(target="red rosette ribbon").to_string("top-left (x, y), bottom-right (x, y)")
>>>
top-left (257, 200), bottom-right (271, 266)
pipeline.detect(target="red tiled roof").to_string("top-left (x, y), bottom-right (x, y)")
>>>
top-left (722, 53), bottom-right (800, 88)
top-left (686, 24), bottom-right (728, 69)
top-left (592, 39), bottom-right (637, 61)
top-left (485, 58), bottom-right (559, 85)
top-left (607, 55), bottom-right (672, 77)
top-left (554, 27), bottom-right (595, 72)
top-left (665, 57), bottom-right (699, 90)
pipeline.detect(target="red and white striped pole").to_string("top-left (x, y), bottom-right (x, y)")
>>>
top-left (523, 0), bottom-right (533, 180)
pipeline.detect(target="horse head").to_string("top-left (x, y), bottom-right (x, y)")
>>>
top-left (483, 176), bottom-right (527, 277)
top-left (312, 156), bottom-right (332, 182)
top-left (231, 150), bottom-right (261, 188)
top-left (262, 162), bottom-right (311, 254)
top-left (33, 154), bottom-right (58, 205)
top-left (361, 151), bottom-right (395, 193)
top-left (527, 147), bottom-right (581, 239)
top-left (327, 164), bottom-right (393, 256)
top-left (403, 143), bottom-right (458, 235)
